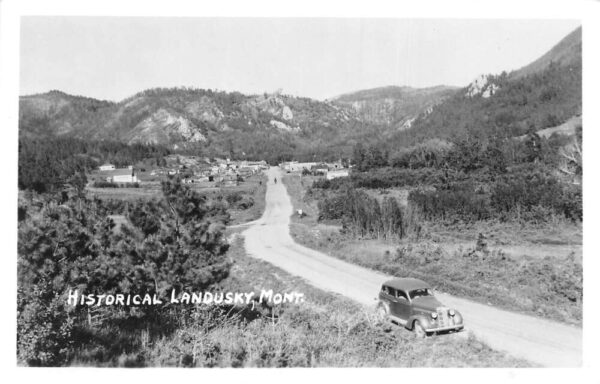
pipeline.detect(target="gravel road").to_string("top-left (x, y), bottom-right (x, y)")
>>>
top-left (241, 167), bottom-right (582, 367)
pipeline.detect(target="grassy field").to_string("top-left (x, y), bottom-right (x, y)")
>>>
top-left (282, 174), bottom-right (582, 325)
top-left (225, 174), bottom-right (267, 225)
top-left (87, 173), bottom-right (267, 226)
top-left (72, 236), bottom-right (530, 367)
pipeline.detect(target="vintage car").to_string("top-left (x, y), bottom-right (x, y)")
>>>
top-left (376, 278), bottom-right (464, 337)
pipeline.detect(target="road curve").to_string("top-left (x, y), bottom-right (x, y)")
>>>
top-left (242, 167), bottom-right (582, 367)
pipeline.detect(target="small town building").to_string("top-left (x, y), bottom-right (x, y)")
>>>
top-left (105, 168), bottom-right (139, 183)
top-left (326, 169), bottom-right (349, 180)
top-left (283, 161), bottom-right (318, 172)
top-left (99, 163), bottom-right (116, 171)
top-left (314, 167), bottom-right (328, 176)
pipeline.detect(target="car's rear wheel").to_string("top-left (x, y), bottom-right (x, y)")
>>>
top-left (413, 320), bottom-right (427, 338)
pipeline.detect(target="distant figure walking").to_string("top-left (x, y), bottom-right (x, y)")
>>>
top-left (274, 177), bottom-right (277, 184)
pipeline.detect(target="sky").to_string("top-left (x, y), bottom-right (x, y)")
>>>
top-left (19, 17), bottom-right (581, 101)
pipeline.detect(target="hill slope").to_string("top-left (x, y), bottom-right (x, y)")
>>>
top-left (388, 26), bottom-right (582, 148)
top-left (332, 85), bottom-right (458, 129)
top-left (19, 27), bottom-right (582, 161)
top-left (19, 88), bottom-right (371, 163)
top-left (510, 27), bottom-right (582, 79)
top-left (20, 85), bottom-right (459, 163)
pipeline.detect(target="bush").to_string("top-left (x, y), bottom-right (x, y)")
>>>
top-left (408, 182), bottom-right (491, 222)
top-left (17, 179), bottom-right (231, 365)
top-left (225, 192), bottom-right (243, 205)
top-left (236, 197), bottom-right (255, 210)
top-left (17, 283), bottom-right (74, 366)
top-left (490, 164), bottom-right (578, 221)
top-left (93, 181), bottom-right (119, 188)
top-left (317, 187), bottom-right (419, 240)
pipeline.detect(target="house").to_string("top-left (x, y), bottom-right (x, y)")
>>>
top-left (328, 160), bottom-right (344, 170)
top-left (326, 169), bottom-right (349, 180)
top-left (99, 163), bottom-right (116, 171)
top-left (283, 161), bottom-right (318, 172)
top-left (246, 160), bottom-right (268, 169)
top-left (313, 167), bottom-right (328, 176)
top-left (105, 168), bottom-right (139, 183)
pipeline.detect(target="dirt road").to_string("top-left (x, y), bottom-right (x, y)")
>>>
top-left (242, 167), bottom-right (582, 367)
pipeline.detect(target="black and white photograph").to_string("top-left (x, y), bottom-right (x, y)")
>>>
top-left (1, 0), bottom-right (599, 378)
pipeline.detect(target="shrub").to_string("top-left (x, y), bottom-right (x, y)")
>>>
top-left (408, 182), bottom-right (491, 222)
top-left (17, 283), bottom-right (74, 366)
top-left (93, 181), bottom-right (119, 188)
top-left (128, 201), bottom-right (162, 236)
top-left (225, 192), bottom-right (243, 206)
top-left (317, 187), bottom-right (418, 240)
top-left (490, 164), bottom-right (574, 220)
top-left (17, 179), bottom-right (231, 365)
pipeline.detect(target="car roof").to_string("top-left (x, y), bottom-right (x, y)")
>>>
top-left (383, 278), bottom-right (430, 292)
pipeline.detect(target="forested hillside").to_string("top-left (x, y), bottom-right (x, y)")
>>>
top-left (20, 88), bottom-right (381, 164)
top-left (20, 84), bottom-right (465, 164)
top-left (388, 27), bottom-right (581, 148)
top-left (332, 85), bottom-right (458, 129)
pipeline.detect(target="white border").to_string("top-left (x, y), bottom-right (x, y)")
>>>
top-left (1, 0), bottom-right (599, 382)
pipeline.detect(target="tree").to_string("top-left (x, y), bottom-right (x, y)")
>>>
top-left (558, 128), bottom-right (582, 180)
top-left (352, 143), bottom-right (366, 170)
top-left (17, 178), bottom-right (231, 365)
top-left (523, 133), bottom-right (543, 163)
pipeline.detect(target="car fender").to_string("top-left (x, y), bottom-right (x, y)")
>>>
top-left (407, 314), bottom-right (429, 330)
top-left (377, 300), bottom-right (390, 314)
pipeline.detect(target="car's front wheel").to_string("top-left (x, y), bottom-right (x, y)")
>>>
top-left (413, 320), bottom-right (427, 338)
top-left (376, 302), bottom-right (389, 319)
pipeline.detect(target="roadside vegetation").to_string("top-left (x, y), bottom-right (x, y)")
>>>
top-left (17, 138), bottom-right (266, 366)
top-left (17, 178), bottom-right (232, 366)
top-left (282, 126), bottom-right (583, 326)
top-left (69, 237), bottom-right (531, 367)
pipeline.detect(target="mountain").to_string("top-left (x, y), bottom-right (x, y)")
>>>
top-left (19, 27), bottom-right (582, 162)
top-left (19, 84), bottom-right (459, 163)
top-left (388, 26), bottom-right (582, 148)
top-left (510, 27), bottom-right (582, 79)
top-left (331, 85), bottom-right (458, 130)
top-left (19, 88), bottom-right (372, 162)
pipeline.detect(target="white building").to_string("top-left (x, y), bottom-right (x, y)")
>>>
top-left (326, 169), bottom-right (349, 180)
top-left (99, 164), bottom-right (116, 171)
top-left (106, 169), bottom-right (139, 183)
top-left (283, 161), bottom-right (318, 172)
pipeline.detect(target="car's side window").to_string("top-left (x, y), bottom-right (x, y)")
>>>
top-left (387, 287), bottom-right (397, 297)
top-left (396, 290), bottom-right (408, 301)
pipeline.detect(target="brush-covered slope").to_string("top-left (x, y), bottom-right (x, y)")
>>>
top-left (389, 27), bottom-right (582, 147)
top-left (511, 26), bottom-right (582, 80)
top-left (19, 88), bottom-right (371, 162)
top-left (332, 85), bottom-right (458, 129)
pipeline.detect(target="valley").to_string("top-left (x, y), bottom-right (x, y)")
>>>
top-left (16, 24), bottom-right (583, 368)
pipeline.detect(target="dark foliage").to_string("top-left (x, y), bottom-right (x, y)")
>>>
top-left (18, 137), bottom-right (170, 193)
top-left (92, 181), bottom-right (119, 188)
top-left (317, 187), bottom-right (419, 240)
top-left (17, 179), bottom-right (230, 366)
top-left (409, 183), bottom-right (491, 222)
top-left (389, 61), bottom-right (581, 147)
